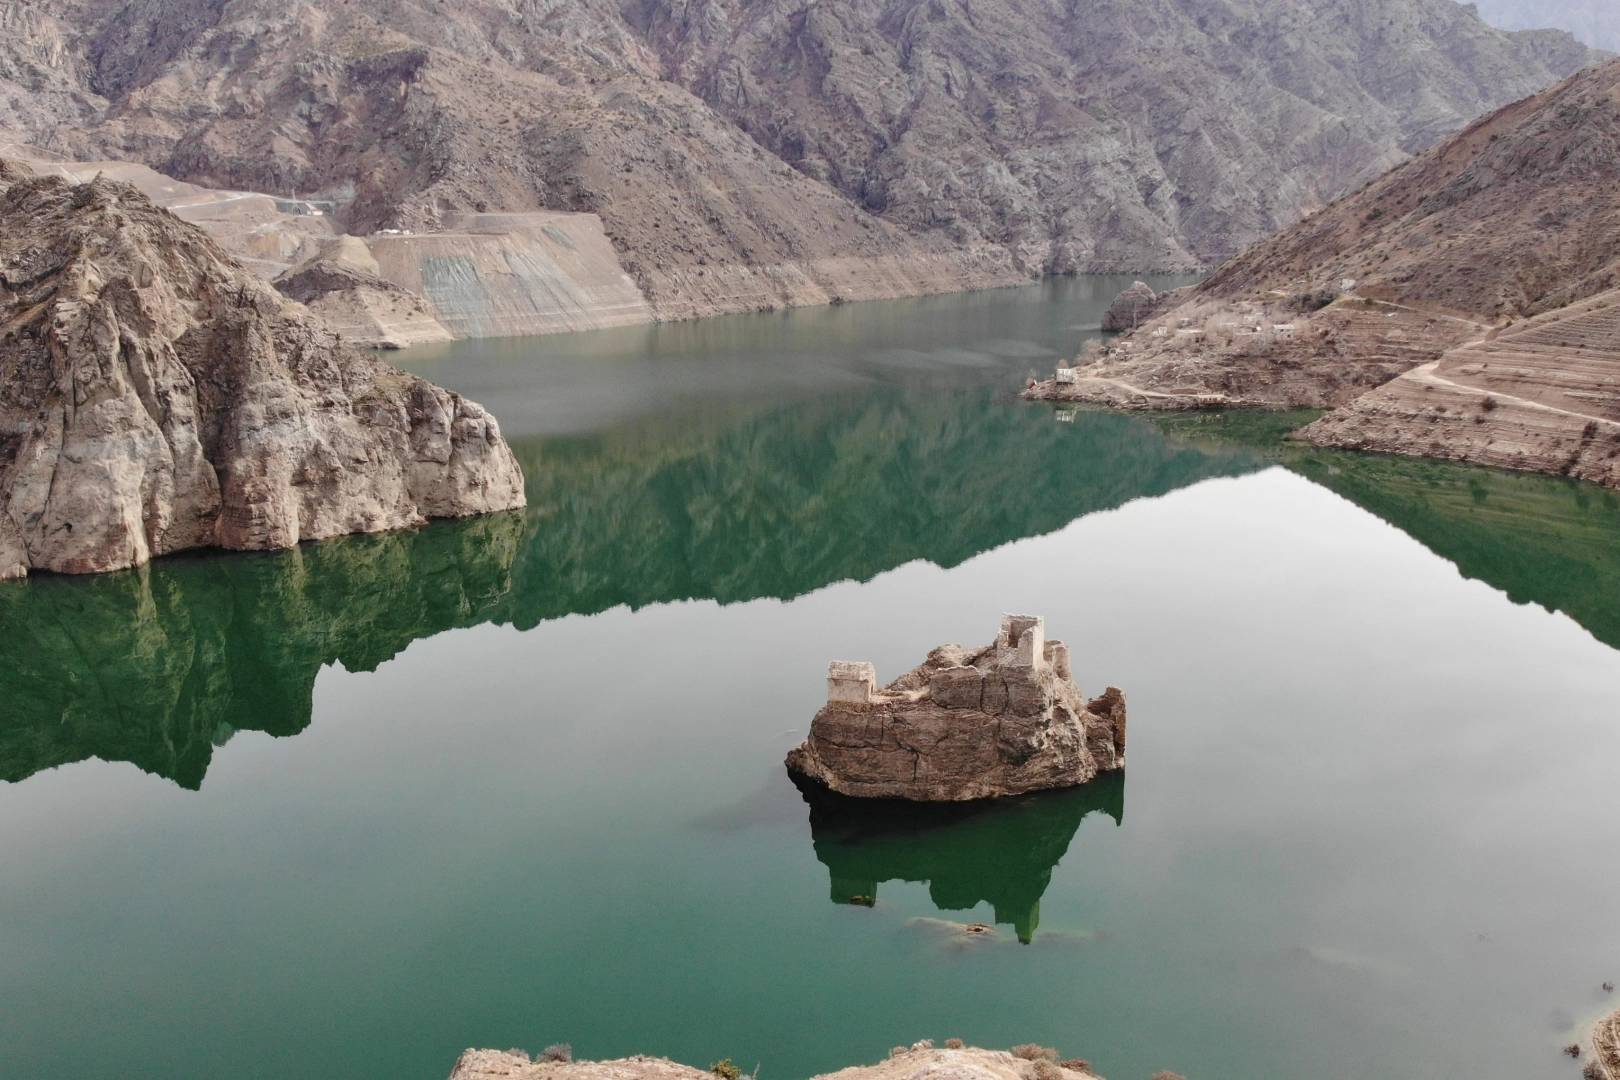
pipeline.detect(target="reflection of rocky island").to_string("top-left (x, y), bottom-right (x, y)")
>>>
top-left (787, 615), bottom-right (1125, 801)
top-left (0, 389), bottom-right (1255, 789)
top-left (797, 769), bottom-right (1124, 943)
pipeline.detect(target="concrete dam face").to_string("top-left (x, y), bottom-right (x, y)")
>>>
top-left (372, 213), bottom-right (652, 340)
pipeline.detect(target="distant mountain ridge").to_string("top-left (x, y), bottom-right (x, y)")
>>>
top-left (1473, 0), bottom-right (1620, 52)
top-left (0, 0), bottom-right (1605, 318)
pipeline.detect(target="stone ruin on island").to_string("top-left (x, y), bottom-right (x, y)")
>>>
top-left (786, 615), bottom-right (1126, 801)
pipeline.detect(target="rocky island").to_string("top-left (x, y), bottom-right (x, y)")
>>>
top-left (0, 159), bottom-right (525, 579)
top-left (786, 615), bottom-right (1126, 801)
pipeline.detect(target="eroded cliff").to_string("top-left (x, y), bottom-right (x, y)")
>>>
top-left (0, 160), bottom-right (525, 578)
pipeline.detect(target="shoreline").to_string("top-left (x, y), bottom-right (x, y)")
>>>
top-left (447, 1043), bottom-right (1134, 1080)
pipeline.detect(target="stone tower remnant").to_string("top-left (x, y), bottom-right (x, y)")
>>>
top-left (786, 615), bottom-right (1126, 801)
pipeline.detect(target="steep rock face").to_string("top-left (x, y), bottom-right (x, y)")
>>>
top-left (0, 0), bottom-right (1603, 317)
top-left (638, 0), bottom-right (1604, 271)
top-left (786, 615), bottom-right (1125, 801)
top-left (0, 161), bottom-right (524, 579)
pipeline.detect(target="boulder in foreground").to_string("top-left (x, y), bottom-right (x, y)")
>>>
top-left (0, 161), bottom-right (525, 579)
top-left (449, 1044), bottom-right (1107, 1080)
top-left (786, 615), bottom-right (1125, 801)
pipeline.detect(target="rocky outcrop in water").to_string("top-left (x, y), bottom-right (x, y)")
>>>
top-left (787, 615), bottom-right (1125, 801)
top-left (0, 160), bottom-right (524, 579)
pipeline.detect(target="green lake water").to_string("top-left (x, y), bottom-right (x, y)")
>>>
top-left (3, 276), bottom-right (1620, 1080)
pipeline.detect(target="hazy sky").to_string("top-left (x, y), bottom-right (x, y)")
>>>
top-left (1470, 0), bottom-right (1619, 53)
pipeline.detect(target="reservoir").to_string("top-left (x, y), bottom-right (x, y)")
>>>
top-left (2, 276), bottom-right (1618, 1080)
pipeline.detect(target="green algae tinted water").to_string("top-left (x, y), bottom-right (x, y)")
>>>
top-left (3, 276), bottom-right (1620, 1080)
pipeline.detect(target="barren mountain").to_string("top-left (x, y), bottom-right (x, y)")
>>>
top-left (0, 0), bottom-right (1605, 319)
top-left (1027, 58), bottom-right (1620, 489)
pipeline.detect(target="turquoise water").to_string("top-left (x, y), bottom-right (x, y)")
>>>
top-left (2, 277), bottom-right (1619, 1080)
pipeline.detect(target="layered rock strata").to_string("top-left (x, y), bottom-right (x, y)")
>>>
top-left (786, 615), bottom-right (1125, 801)
top-left (1026, 58), bottom-right (1620, 490)
top-left (449, 1045), bottom-right (1105, 1080)
top-left (1300, 290), bottom-right (1620, 486)
top-left (0, 161), bottom-right (525, 579)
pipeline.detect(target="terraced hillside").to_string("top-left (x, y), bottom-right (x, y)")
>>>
top-left (1027, 57), bottom-right (1620, 489)
top-left (1303, 288), bottom-right (1620, 485)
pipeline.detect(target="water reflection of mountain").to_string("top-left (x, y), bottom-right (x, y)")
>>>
top-left (494, 387), bottom-right (1265, 625)
top-left (0, 514), bottom-right (525, 789)
top-left (0, 389), bottom-right (1260, 788)
top-left (16, 386), bottom-right (1620, 791)
top-left (797, 771), bottom-right (1124, 943)
top-left (1153, 410), bottom-right (1620, 651)
top-left (1286, 450), bottom-right (1620, 651)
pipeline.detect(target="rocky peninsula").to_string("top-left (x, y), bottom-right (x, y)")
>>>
top-left (1026, 58), bottom-right (1620, 491)
top-left (0, 159), bottom-right (524, 579)
top-left (786, 616), bottom-right (1125, 801)
top-left (449, 1043), bottom-right (1144, 1080)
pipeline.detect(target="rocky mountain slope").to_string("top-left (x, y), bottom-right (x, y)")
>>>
top-left (0, 159), bottom-right (524, 579)
top-left (1027, 58), bottom-right (1620, 488)
top-left (0, 0), bottom-right (1605, 319)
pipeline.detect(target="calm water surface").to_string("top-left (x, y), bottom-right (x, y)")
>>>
top-left (3, 276), bottom-right (1620, 1080)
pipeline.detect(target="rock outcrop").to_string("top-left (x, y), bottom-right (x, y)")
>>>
top-left (1592, 1007), bottom-right (1620, 1080)
top-left (1101, 283), bottom-right (1191, 333)
top-left (0, 160), bottom-right (525, 579)
top-left (786, 615), bottom-right (1125, 801)
top-left (0, 0), bottom-right (1605, 320)
top-left (1027, 58), bottom-right (1620, 490)
top-left (449, 1045), bottom-right (1107, 1080)
top-left (272, 236), bottom-right (453, 350)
